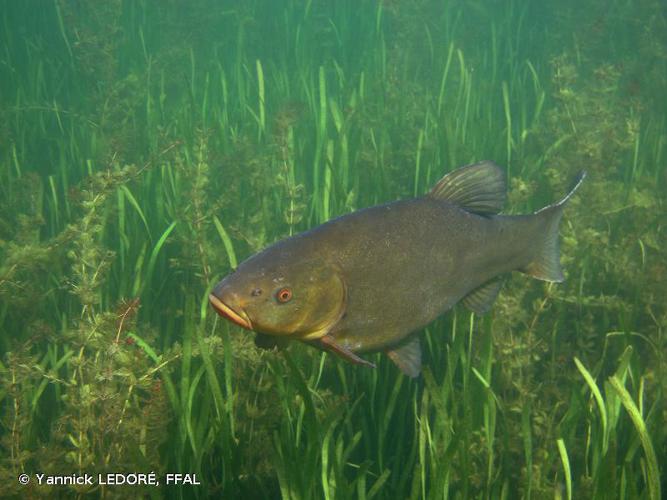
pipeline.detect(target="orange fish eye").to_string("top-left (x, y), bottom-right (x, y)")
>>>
top-left (276, 287), bottom-right (292, 303)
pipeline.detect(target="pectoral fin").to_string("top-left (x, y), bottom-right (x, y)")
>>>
top-left (316, 334), bottom-right (376, 369)
top-left (462, 278), bottom-right (504, 315)
top-left (255, 333), bottom-right (289, 350)
top-left (386, 335), bottom-right (422, 378)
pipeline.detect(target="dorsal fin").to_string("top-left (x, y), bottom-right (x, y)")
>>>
top-left (385, 335), bottom-right (422, 377)
top-left (427, 161), bottom-right (507, 215)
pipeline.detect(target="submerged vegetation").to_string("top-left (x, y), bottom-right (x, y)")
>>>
top-left (0, 0), bottom-right (665, 498)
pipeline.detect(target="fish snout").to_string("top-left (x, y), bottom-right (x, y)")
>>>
top-left (209, 283), bottom-right (253, 330)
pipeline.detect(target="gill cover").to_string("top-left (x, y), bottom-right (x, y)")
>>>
top-left (246, 262), bottom-right (347, 341)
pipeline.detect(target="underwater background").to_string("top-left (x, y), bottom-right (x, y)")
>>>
top-left (0, 0), bottom-right (665, 498)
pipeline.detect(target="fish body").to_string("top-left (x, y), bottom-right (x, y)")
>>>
top-left (210, 162), bottom-right (585, 376)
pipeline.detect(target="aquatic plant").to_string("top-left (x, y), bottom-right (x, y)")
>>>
top-left (0, 0), bottom-right (664, 498)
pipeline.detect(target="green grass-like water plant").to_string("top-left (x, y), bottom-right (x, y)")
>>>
top-left (1, 0), bottom-right (665, 498)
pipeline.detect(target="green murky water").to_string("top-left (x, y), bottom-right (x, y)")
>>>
top-left (1, 1), bottom-right (665, 498)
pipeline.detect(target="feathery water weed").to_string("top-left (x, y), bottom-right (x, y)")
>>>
top-left (0, 0), bottom-right (665, 498)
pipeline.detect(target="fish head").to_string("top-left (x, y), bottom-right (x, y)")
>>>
top-left (209, 250), bottom-right (346, 341)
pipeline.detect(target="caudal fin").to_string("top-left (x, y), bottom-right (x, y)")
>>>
top-left (523, 172), bottom-right (587, 282)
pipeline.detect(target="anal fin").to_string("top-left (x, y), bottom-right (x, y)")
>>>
top-left (462, 278), bottom-right (503, 315)
top-left (386, 335), bottom-right (422, 378)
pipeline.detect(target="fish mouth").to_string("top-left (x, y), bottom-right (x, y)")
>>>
top-left (209, 294), bottom-right (253, 330)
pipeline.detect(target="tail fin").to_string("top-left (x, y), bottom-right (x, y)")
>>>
top-left (523, 172), bottom-right (587, 282)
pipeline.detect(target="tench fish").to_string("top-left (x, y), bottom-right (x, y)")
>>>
top-left (210, 161), bottom-right (585, 377)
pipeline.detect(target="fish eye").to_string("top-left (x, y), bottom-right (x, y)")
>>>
top-left (250, 288), bottom-right (262, 297)
top-left (276, 287), bottom-right (292, 303)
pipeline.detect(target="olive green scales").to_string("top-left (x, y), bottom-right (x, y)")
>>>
top-left (211, 162), bottom-right (585, 376)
